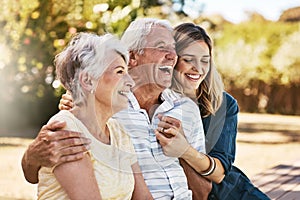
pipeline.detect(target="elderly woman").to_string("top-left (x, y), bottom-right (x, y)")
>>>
top-left (37, 32), bottom-right (151, 200)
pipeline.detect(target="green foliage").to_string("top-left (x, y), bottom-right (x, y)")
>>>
top-left (0, 0), bottom-right (299, 131)
top-left (214, 21), bottom-right (300, 88)
top-left (0, 0), bottom-right (171, 131)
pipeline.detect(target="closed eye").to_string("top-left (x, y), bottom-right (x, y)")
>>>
top-left (201, 59), bottom-right (209, 64)
top-left (183, 59), bottom-right (193, 63)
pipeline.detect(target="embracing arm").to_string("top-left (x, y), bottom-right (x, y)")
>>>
top-left (22, 91), bottom-right (90, 184)
top-left (131, 162), bottom-right (153, 200)
top-left (21, 121), bottom-right (91, 184)
top-left (54, 153), bottom-right (102, 199)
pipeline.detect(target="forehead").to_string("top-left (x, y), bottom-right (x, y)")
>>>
top-left (105, 51), bottom-right (127, 70)
top-left (144, 25), bottom-right (175, 46)
top-left (181, 41), bottom-right (209, 55)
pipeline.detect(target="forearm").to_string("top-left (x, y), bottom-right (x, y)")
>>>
top-left (21, 148), bottom-right (41, 184)
top-left (131, 163), bottom-right (153, 200)
top-left (181, 146), bottom-right (225, 183)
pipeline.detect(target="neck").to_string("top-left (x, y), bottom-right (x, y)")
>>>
top-left (71, 99), bottom-right (111, 144)
top-left (133, 84), bottom-right (164, 118)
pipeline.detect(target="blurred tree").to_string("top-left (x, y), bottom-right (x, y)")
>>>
top-left (279, 6), bottom-right (300, 22)
top-left (213, 20), bottom-right (300, 114)
top-left (0, 0), bottom-right (299, 135)
top-left (0, 0), bottom-right (166, 133)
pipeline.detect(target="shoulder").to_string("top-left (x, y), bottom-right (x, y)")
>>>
top-left (48, 110), bottom-right (76, 125)
top-left (223, 92), bottom-right (239, 115)
top-left (164, 88), bottom-right (198, 107)
top-left (107, 118), bottom-right (131, 142)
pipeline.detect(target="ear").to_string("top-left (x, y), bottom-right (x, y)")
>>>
top-left (79, 72), bottom-right (94, 92)
top-left (129, 51), bottom-right (138, 68)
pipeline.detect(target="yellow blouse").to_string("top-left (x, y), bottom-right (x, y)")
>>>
top-left (38, 110), bottom-right (137, 200)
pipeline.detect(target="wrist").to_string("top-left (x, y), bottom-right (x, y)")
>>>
top-left (180, 145), bottom-right (196, 161)
top-left (25, 143), bottom-right (41, 167)
top-left (200, 154), bottom-right (216, 176)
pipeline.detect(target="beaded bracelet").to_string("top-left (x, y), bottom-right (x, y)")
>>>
top-left (200, 154), bottom-right (216, 176)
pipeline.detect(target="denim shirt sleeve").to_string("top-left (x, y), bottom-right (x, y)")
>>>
top-left (202, 92), bottom-right (239, 174)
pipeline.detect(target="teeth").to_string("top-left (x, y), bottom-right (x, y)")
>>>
top-left (119, 91), bottom-right (129, 95)
top-left (186, 74), bottom-right (200, 79)
top-left (159, 66), bottom-right (173, 70)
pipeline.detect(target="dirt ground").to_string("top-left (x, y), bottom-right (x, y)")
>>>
top-left (0, 112), bottom-right (299, 200)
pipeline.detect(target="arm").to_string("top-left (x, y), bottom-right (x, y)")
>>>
top-left (54, 153), bottom-right (102, 200)
top-left (21, 121), bottom-right (91, 184)
top-left (155, 116), bottom-right (225, 183)
top-left (182, 94), bottom-right (239, 183)
top-left (181, 146), bottom-right (225, 183)
top-left (131, 162), bottom-right (153, 200)
top-left (205, 93), bottom-right (239, 174)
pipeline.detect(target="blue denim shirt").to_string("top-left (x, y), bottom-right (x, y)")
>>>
top-left (202, 92), bottom-right (270, 200)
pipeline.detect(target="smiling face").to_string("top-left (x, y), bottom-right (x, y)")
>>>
top-left (174, 41), bottom-right (210, 98)
top-left (131, 25), bottom-right (177, 89)
top-left (95, 51), bottom-right (134, 114)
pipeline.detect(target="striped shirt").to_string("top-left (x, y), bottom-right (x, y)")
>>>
top-left (113, 88), bottom-right (205, 199)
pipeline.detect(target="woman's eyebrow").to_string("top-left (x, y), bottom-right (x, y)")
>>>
top-left (114, 65), bottom-right (126, 70)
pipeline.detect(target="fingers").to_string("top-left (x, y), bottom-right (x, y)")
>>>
top-left (157, 115), bottom-right (182, 138)
top-left (157, 114), bottom-right (181, 128)
top-left (155, 130), bottom-right (169, 146)
top-left (60, 152), bottom-right (86, 163)
top-left (58, 93), bottom-right (73, 110)
top-left (38, 136), bottom-right (90, 167)
top-left (56, 135), bottom-right (91, 148)
top-left (60, 144), bottom-right (89, 155)
top-left (42, 120), bottom-right (66, 131)
top-left (49, 129), bottom-right (87, 141)
top-left (58, 103), bottom-right (73, 111)
top-left (157, 121), bottom-right (173, 130)
top-left (59, 97), bottom-right (73, 111)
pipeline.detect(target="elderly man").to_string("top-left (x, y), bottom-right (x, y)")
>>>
top-left (22, 18), bottom-right (207, 199)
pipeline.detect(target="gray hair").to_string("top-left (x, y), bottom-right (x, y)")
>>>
top-left (121, 18), bottom-right (173, 54)
top-left (55, 32), bottom-right (128, 106)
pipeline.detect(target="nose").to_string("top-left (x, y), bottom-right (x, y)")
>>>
top-left (125, 73), bottom-right (135, 88)
top-left (193, 63), bottom-right (205, 75)
top-left (165, 48), bottom-right (177, 61)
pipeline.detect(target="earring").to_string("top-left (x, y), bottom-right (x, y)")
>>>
top-left (90, 89), bottom-right (95, 94)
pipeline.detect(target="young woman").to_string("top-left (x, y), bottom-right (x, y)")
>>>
top-left (156, 23), bottom-right (270, 200)
top-left (37, 32), bottom-right (151, 200)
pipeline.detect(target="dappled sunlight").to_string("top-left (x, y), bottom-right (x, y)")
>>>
top-left (0, 44), bottom-right (11, 70)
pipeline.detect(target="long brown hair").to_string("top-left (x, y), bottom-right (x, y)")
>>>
top-left (173, 23), bottom-right (224, 117)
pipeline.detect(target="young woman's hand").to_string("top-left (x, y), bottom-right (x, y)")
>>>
top-left (155, 115), bottom-right (190, 158)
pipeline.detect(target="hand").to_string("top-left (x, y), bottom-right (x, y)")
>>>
top-left (155, 115), bottom-right (190, 158)
top-left (156, 114), bottom-right (185, 138)
top-left (26, 120), bottom-right (91, 168)
top-left (58, 91), bottom-right (73, 110)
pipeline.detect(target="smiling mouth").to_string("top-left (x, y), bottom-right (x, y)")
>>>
top-left (118, 91), bottom-right (130, 96)
top-left (185, 73), bottom-right (201, 81)
top-left (159, 65), bottom-right (173, 75)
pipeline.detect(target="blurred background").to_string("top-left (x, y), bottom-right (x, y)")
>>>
top-left (0, 0), bottom-right (299, 134)
top-left (0, 0), bottom-right (300, 199)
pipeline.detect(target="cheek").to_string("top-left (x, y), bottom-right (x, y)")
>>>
top-left (174, 62), bottom-right (186, 74)
top-left (97, 77), bottom-right (119, 98)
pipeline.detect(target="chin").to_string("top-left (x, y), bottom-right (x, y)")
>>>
top-left (158, 80), bottom-right (172, 88)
